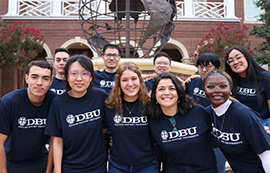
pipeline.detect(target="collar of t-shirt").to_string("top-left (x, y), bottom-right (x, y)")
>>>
top-left (212, 99), bottom-right (232, 117)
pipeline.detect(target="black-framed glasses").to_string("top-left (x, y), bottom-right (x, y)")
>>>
top-left (198, 65), bottom-right (214, 71)
top-left (103, 53), bottom-right (120, 59)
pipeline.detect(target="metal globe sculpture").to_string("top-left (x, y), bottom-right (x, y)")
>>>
top-left (79, 0), bottom-right (177, 58)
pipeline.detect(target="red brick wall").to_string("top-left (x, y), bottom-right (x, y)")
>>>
top-left (0, 0), bottom-right (266, 97)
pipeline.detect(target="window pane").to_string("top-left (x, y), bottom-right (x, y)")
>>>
top-left (245, 0), bottom-right (261, 21)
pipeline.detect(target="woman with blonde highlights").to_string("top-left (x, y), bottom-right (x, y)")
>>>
top-left (105, 62), bottom-right (158, 173)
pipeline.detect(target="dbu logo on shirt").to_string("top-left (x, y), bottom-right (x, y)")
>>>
top-left (113, 114), bottom-right (148, 126)
top-left (237, 86), bottom-right (256, 96)
top-left (193, 87), bottom-right (206, 98)
top-left (66, 109), bottom-right (101, 127)
top-left (18, 117), bottom-right (47, 129)
top-left (100, 80), bottom-right (115, 88)
top-left (212, 124), bottom-right (242, 145)
top-left (161, 126), bottom-right (198, 143)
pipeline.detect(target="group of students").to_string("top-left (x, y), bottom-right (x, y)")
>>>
top-left (0, 44), bottom-right (270, 173)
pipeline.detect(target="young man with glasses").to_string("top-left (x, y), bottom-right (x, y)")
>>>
top-left (145, 52), bottom-right (172, 91)
top-left (93, 44), bottom-right (121, 163)
top-left (93, 44), bottom-right (121, 94)
top-left (185, 52), bottom-right (220, 107)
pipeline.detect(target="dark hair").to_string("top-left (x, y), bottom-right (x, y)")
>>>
top-left (149, 72), bottom-right (195, 118)
top-left (26, 60), bottom-right (53, 77)
top-left (225, 45), bottom-right (267, 104)
top-left (153, 52), bottom-right (171, 65)
top-left (64, 54), bottom-right (94, 92)
top-left (102, 44), bottom-right (121, 55)
top-left (105, 61), bottom-right (148, 117)
top-left (196, 52), bottom-right (220, 68)
top-left (202, 70), bottom-right (233, 87)
top-left (54, 48), bottom-right (70, 61)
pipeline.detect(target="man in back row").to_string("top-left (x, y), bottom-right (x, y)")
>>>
top-left (49, 48), bottom-right (70, 95)
top-left (145, 52), bottom-right (172, 91)
top-left (93, 44), bottom-right (121, 94)
top-left (0, 60), bottom-right (56, 173)
top-left (93, 44), bottom-right (121, 161)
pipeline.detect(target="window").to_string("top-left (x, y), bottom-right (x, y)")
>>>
top-left (245, 0), bottom-right (261, 21)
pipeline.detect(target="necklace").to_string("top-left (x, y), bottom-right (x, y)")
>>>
top-left (213, 111), bottom-right (226, 145)
top-left (103, 70), bottom-right (110, 79)
top-left (123, 100), bottom-right (138, 114)
top-left (168, 117), bottom-right (178, 131)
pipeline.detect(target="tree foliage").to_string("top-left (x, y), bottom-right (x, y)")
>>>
top-left (0, 21), bottom-right (45, 69)
top-left (193, 22), bottom-right (251, 68)
top-left (249, 0), bottom-right (270, 65)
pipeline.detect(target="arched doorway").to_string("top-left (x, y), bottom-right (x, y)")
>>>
top-left (67, 43), bottom-right (93, 58)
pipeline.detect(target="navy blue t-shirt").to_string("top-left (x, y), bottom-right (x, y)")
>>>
top-left (145, 78), bottom-right (155, 91)
top-left (149, 104), bottom-right (216, 172)
top-left (206, 101), bottom-right (270, 173)
top-left (185, 77), bottom-right (211, 107)
top-left (0, 88), bottom-right (56, 167)
top-left (45, 88), bottom-right (108, 172)
top-left (236, 71), bottom-right (270, 119)
top-left (49, 76), bottom-right (65, 95)
top-left (93, 70), bottom-right (116, 94)
top-left (104, 100), bottom-right (156, 166)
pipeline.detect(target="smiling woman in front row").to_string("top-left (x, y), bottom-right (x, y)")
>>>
top-left (203, 70), bottom-right (270, 173)
top-left (148, 72), bottom-right (217, 173)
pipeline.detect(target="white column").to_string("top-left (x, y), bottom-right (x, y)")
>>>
top-left (184, 0), bottom-right (193, 17)
top-left (51, 0), bottom-right (61, 16)
top-left (6, 0), bottom-right (18, 15)
top-left (226, 0), bottom-right (236, 18)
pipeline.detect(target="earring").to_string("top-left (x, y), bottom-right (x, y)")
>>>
top-left (156, 102), bottom-right (158, 104)
top-left (178, 100), bottom-right (180, 103)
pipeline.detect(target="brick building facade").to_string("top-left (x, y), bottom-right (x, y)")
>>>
top-left (0, 0), bottom-right (267, 97)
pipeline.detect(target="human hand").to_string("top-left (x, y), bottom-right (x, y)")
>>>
top-left (185, 74), bottom-right (200, 83)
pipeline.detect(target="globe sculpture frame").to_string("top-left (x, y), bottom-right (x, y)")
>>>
top-left (79, 0), bottom-right (177, 58)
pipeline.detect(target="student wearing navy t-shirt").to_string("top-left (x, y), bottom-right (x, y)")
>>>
top-left (225, 45), bottom-right (270, 127)
top-left (185, 52), bottom-right (220, 107)
top-left (45, 55), bottom-right (107, 172)
top-left (49, 48), bottom-right (70, 95)
top-left (145, 52), bottom-right (171, 91)
top-left (185, 52), bottom-right (226, 173)
top-left (93, 44), bottom-right (121, 163)
top-left (104, 62), bottom-right (158, 173)
top-left (0, 60), bottom-right (56, 173)
top-left (148, 73), bottom-right (217, 173)
top-left (93, 44), bottom-right (121, 94)
top-left (203, 70), bottom-right (270, 173)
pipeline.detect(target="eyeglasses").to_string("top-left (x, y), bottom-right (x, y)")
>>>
top-left (226, 55), bottom-right (243, 65)
top-left (156, 61), bottom-right (170, 65)
top-left (198, 65), bottom-right (214, 71)
top-left (103, 53), bottom-right (120, 59)
top-left (69, 70), bottom-right (90, 79)
top-left (205, 84), bottom-right (229, 91)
